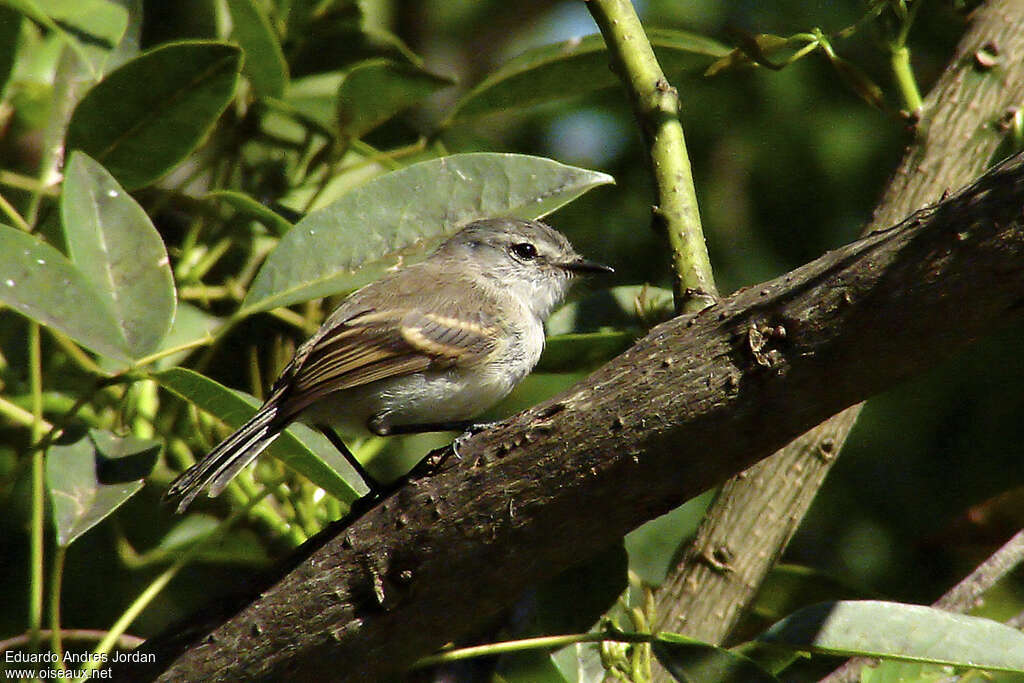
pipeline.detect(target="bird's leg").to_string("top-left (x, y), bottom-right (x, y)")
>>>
top-left (314, 424), bottom-right (385, 500)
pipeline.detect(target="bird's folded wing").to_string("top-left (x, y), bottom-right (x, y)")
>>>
top-left (277, 308), bottom-right (499, 415)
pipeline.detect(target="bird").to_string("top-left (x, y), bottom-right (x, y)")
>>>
top-left (164, 217), bottom-right (612, 512)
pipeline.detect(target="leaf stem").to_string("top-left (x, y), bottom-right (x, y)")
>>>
top-left (586, 0), bottom-right (717, 312)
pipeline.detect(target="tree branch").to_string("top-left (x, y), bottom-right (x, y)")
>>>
top-left (653, 0), bottom-right (1024, 654)
top-left (116, 150), bottom-right (1024, 682)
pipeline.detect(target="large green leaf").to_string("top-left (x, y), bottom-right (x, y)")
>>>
top-left (446, 29), bottom-right (729, 123)
top-left (46, 430), bottom-right (159, 547)
top-left (62, 151), bottom-right (176, 358)
top-left (154, 368), bottom-right (362, 505)
top-left (66, 40), bottom-right (242, 189)
top-left (239, 153), bottom-right (614, 316)
top-left (226, 0), bottom-right (287, 98)
top-left (337, 58), bottom-right (454, 139)
top-left (0, 223), bottom-right (128, 361)
top-left (652, 634), bottom-right (780, 683)
top-left (759, 601), bottom-right (1024, 673)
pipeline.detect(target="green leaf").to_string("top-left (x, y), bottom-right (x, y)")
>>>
top-left (859, 661), bottom-right (954, 683)
top-left (62, 151), bottom-right (176, 358)
top-left (447, 29), bottom-right (728, 123)
top-left (759, 601), bottom-right (1024, 673)
top-left (240, 153), bottom-right (614, 316)
top-left (337, 58), bottom-right (453, 138)
top-left (66, 40), bottom-right (242, 189)
top-left (3, 0), bottom-right (128, 76)
top-left (531, 544), bottom-right (628, 635)
top-left (153, 368), bottom-right (361, 505)
top-left (205, 189), bottom-right (293, 236)
top-left (89, 428), bottom-right (161, 481)
top-left (652, 634), bottom-right (781, 683)
top-left (226, 0), bottom-right (287, 98)
top-left (624, 490), bottom-right (714, 585)
top-left (46, 430), bottom-right (157, 547)
top-left (0, 223), bottom-right (128, 361)
top-left (147, 302), bottom-right (223, 370)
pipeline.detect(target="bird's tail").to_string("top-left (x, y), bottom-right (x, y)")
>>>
top-left (164, 401), bottom-right (284, 513)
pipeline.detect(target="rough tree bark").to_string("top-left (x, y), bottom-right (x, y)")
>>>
top-left (116, 151), bottom-right (1024, 682)
top-left (653, 0), bottom-right (1024, 655)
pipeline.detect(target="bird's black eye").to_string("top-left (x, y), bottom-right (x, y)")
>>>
top-left (510, 242), bottom-right (538, 260)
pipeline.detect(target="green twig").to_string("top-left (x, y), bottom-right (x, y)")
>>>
top-left (28, 323), bottom-right (45, 652)
top-left (0, 191), bottom-right (31, 232)
top-left (586, 0), bottom-right (717, 312)
top-left (412, 631), bottom-right (658, 669)
top-left (890, 45), bottom-right (923, 112)
top-left (49, 546), bottom-right (68, 671)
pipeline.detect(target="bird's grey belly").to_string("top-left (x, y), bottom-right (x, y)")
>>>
top-left (301, 366), bottom-right (515, 436)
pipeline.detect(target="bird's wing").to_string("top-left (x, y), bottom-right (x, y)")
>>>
top-left (275, 304), bottom-right (500, 417)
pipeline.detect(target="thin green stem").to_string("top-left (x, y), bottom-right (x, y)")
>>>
top-left (0, 190), bottom-right (31, 231)
top-left (890, 45), bottom-right (923, 112)
top-left (28, 323), bottom-right (45, 652)
top-left (74, 491), bottom-right (275, 681)
top-left (0, 395), bottom-right (53, 430)
top-left (131, 335), bottom-right (214, 369)
top-left (49, 546), bottom-right (68, 671)
top-left (413, 631), bottom-right (658, 669)
top-left (586, 0), bottom-right (717, 312)
top-left (0, 169), bottom-right (60, 194)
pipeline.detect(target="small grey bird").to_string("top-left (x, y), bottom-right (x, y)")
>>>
top-left (165, 218), bottom-right (612, 512)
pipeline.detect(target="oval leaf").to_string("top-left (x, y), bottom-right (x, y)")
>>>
top-left (154, 368), bottom-right (361, 505)
top-left (0, 223), bottom-right (128, 360)
top-left (447, 29), bottom-right (728, 123)
top-left (240, 153), bottom-right (614, 316)
top-left (758, 600), bottom-right (1024, 673)
top-left (62, 151), bottom-right (176, 358)
top-left (66, 40), bottom-right (242, 189)
top-left (226, 0), bottom-right (287, 98)
top-left (337, 58), bottom-right (454, 138)
top-left (46, 431), bottom-right (156, 547)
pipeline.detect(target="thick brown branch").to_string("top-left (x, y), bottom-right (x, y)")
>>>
top-left (122, 153), bottom-right (1024, 682)
top-left (653, 0), bottom-right (1024, 653)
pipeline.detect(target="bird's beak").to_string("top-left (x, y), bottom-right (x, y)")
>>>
top-left (562, 257), bottom-right (614, 275)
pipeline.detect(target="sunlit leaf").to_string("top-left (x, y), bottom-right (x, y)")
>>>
top-left (66, 41), bottom-right (242, 189)
top-left (154, 368), bottom-right (362, 504)
top-left (0, 223), bottom-right (128, 361)
top-left (239, 154), bottom-right (614, 316)
top-left (759, 601), bottom-right (1024, 672)
top-left (62, 151), bottom-right (176, 358)
top-left (337, 58), bottom-right (453, 138)
top-left (447, 29), bottom-right (728, 123)
top-left (46, 430), bottom-right (159, 547)
top-left (226, 0), bottom-right (287, 98)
